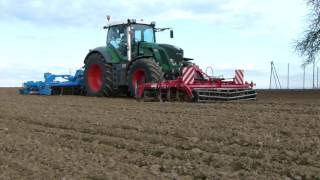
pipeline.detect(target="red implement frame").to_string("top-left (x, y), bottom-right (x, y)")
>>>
top-left (136, 65), bottom-right (256, 101)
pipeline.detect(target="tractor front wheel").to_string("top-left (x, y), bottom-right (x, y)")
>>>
top-left (127, 58), bottom-right (163, 96)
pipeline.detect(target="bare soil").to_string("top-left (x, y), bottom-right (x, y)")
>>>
top-left (0, 88), bottom-right (319, 179)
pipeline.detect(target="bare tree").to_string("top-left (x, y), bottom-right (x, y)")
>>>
top-left (296, 0), bottom-right (320, 63)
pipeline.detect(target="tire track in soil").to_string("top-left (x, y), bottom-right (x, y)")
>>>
top-left (3, 98), bottom-right (320, 118)
top-left (1, 116), bottom-right (232, 178)
top-left (0, 119), bottom-right (160, 179)
top-left (2, 109), bottom-right (320, 162)
top-left (1, 89), bottom-right (320, 179)
top-left (3, 107), bottom-right (319, 158)
top-left (0, 157), bottom-right (36, 177)
top-left (4, 115), bottom-right (320, 178)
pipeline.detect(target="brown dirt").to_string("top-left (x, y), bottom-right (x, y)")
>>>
top-left (0, 88), bottom-right (319, 180)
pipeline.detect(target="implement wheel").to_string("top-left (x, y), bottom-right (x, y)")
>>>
top-left (127, 58), bottom-right (163, 96)
top-left (84, 53), bottom-right (113, 96)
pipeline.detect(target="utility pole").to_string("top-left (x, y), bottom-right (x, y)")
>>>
top-left (313, 59), bottom-right (316, 89)
top-left (269, 61), bottom-right (273, 89)
top-left (269, 61), bottom-right (282, 89)
top-left (287, 63), bottom-right (290, 89)
top-left (303, 64), bottom-right (306, 89)
top-left (317, 66), bottom-right (319, 89)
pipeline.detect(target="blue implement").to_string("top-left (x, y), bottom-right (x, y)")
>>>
top-left (20, 69), bottom-right (85, 95)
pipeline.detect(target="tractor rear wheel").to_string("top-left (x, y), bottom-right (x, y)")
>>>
top-left (84, 53), bottom-right (113, 96)
top-left (127, 58), bottom-right (163, 96)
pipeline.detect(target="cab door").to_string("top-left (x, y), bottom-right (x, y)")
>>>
top-left (107, 25), bottom-right (128, 62)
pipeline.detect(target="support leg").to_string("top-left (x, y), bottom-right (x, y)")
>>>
top-left (167, 88), bottom-right (171, 102)
top-left (158, 88), bottom-right (163, 102)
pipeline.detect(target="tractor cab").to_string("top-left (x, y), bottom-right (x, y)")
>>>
top-left (104, 19), bottom-right (175, 64)
top-left (105, 20), bottom-right (157, 61)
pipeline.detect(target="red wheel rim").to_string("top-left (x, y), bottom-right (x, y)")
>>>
top-left (88, 64), bottom-right (103, 92)
top-left (132, 69), bottom-right (146, 90)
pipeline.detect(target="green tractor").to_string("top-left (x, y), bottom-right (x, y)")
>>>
top-left (84, 19), bottom-right (192, 97)
top-left (20, 18), bottom-right (256, 100)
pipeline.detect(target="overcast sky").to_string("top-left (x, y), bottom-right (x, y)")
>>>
top-left (0, 0), bottom-right (314, 88)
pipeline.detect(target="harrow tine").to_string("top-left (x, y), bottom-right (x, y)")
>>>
top-left (194, 88), bottom-right (257, 102)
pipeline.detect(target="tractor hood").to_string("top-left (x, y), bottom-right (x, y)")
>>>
top-left (158, 44), bottom-right (184, 63)
top-left (137, 42), bottom-right (184, 62)
top-left (137, 42), bottom-right (187, 75)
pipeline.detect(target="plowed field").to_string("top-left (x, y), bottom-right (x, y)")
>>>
top-left (0, 88), bottom-right (319, 179)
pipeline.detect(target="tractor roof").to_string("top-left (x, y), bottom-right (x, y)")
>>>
top-left (107, 19), bottom-right (155, 27)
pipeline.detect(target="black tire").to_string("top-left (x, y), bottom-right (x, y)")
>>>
top-left (84, 53), bottom-right (113, 97)
top-left (127, 58), bottom-right (163, 96)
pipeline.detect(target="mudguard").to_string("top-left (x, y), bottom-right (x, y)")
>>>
top-left (84, 46), bottom-right (113, 64)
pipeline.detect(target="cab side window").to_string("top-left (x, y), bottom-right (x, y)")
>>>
top-left (107, 26), bottom-right (127, 57)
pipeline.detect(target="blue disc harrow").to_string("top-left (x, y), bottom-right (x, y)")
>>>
top-left (19, 69), bottom-right (85, 95)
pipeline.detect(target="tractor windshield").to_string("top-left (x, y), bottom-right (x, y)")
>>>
top-left (132, 24), bottom-right (155, 43)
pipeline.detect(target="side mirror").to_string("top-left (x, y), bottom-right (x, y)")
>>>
top-left (170, 30), bottom-right (174, 38)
